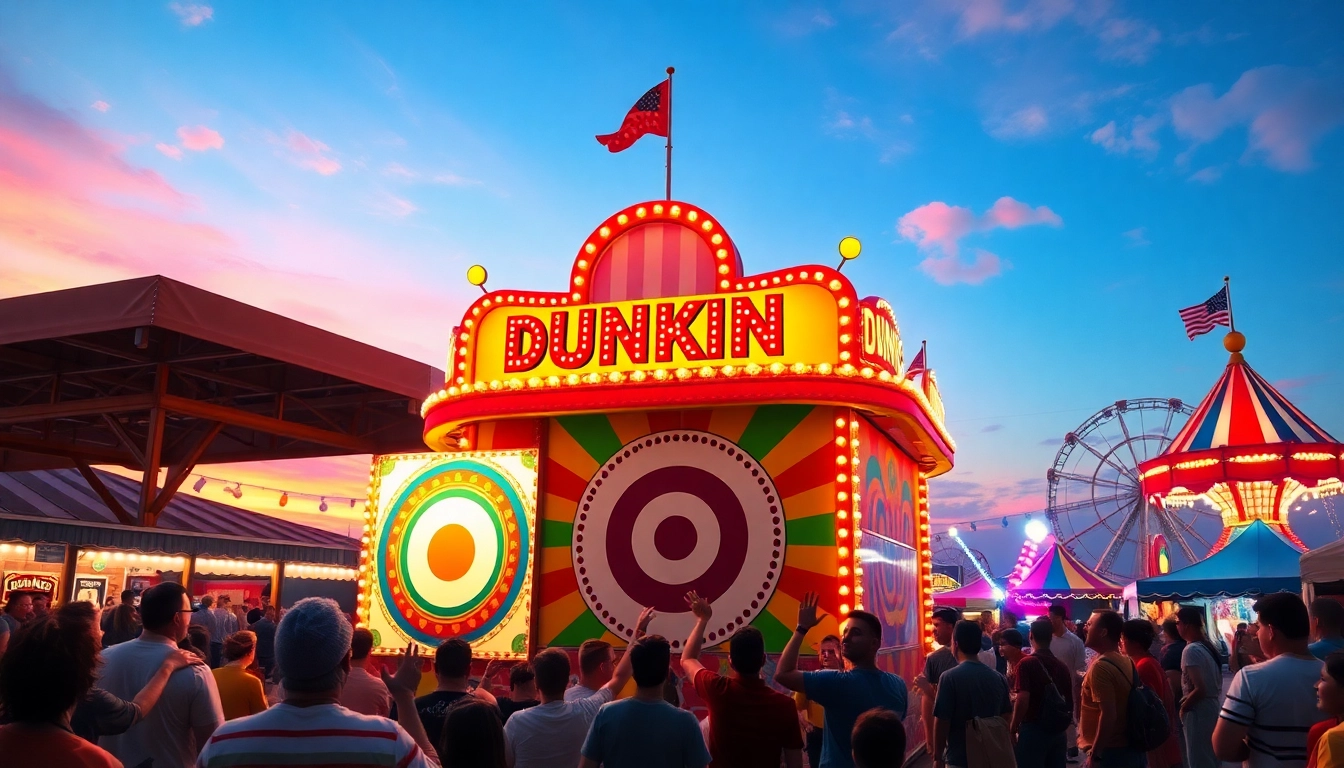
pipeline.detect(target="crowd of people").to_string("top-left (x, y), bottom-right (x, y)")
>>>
top-left (2, 582), bottom-right (1344, 768)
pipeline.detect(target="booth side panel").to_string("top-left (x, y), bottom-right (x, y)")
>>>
top-left (857, 414), bottom-right (928, 757)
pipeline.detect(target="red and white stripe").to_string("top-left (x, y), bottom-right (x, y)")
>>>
top-left (590, 222), bottom-right (715, 303)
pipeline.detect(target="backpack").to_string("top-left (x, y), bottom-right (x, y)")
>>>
top-left (1035, 673), bottom-right (1072, 734)
top-left (966, 715), bottom-right (1017, 768)
top-left (1101, 657), bottom-right (1170, 752)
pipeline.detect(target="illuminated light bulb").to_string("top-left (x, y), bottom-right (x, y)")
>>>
top-left (840, 604), bottom-right (850, 615)
top-left (617, 214), bottom-right (628, 225)
top-left (670, 205), bottom-right (681, 217)
top-left (1025, 520), bottom-right (1049, 544)
top-left (839, 546), bottom-right (849, 557)
top-left (636, 207), bottom-right (647, 218)
top-left (599, 226), bottom-right (611, 238)
top-left (279, 492), bottom-right (289, 507)
top-left (839, 585), bottom-right (850, 595)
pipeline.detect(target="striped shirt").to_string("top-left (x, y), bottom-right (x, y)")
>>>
top-left (195, 703), bottom-right (431, 768)
top-left (1220, 654), bottom-right (1331, 768)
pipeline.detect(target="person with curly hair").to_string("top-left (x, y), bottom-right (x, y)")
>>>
top-left (211, 631), bottom-right (267, 720)
top-left (0, 603), bottom-right (121, 766)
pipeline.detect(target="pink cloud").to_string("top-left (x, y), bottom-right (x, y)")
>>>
top-left (1090, 114), bottom-right (1163, 157)
top-left (90, 100), bottom-right (110, 113)
top-left (955, 0), bottom-right (1072, 38)
top-left (1171, 66), bottom-right (1344, 172)
top-left (371, 191), bottom-right (418, 218)
top-left (177, 124), bottom-right (223, 151)
top-left (1188, 165), bottom-right (1223, 184)
top-left (985, 105), bottom-right (1049, 139)
top-left (897, 196), bottom-right (1060, 284)
top-left (168, 2), bottom-right (214, 26)
top-left (279, 130), bottom-right (341, 175)
top-left (155, 142), bottom-right (183, 160)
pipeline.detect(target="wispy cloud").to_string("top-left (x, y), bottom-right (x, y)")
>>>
top-left (177, 125), bottom-right (223, 152)
top-left (168, 2), bottom-right (214, 27)
top-left (381, 162), bottom-right (482, 187)
top-left (370, 191), bottom-right (418, 218)
top-left (274, 130), bottom-right (341, 175)
top-left (1188, 165), bottom-right (1224, 184)
top-left (981, 424), bottom-right (1004, 433)
top-left (772, 6), bottom-right (836, 38)
top-left (1171, 65), bottom-right (1344, 172)
top-left (90, 100), bottom-right (110, 113)
top-left (824, 89), bottom-right (913, 161)
top-left (1274, 374), bottom-right (1327, 392)
top-left (985, 105), bottom-right (1049, 140)
top-left (1040, 437), bottom-right (1064, 446)
top-left (155, 142), bottom-right (183, 160)
top-left (1122, 227), bottom-right (1150, 247)
top-left (1090, 114), bottom-right (1163, 158)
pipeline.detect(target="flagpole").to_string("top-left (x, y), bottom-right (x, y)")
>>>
top-left (1224, 275), bottom-right (1235, 332)
top-left (665, 66), bottom-right (674, 201)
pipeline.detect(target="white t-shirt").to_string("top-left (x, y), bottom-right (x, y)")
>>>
top-left (563, 684), bottom-right (600, 702)
top-left (505, 688), bottom-right (613, 768)
top-left (1220, 654), bottom-right (1331, 768)
top-left (1050, 630), bottom-right (1087, 680)
top-left (99, 633), bottom-right (225, 768)
top-left (196, 703), bottom-right (432, 768)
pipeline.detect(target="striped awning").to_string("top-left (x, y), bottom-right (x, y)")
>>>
top-left (1010, 537), bottom-right (1123, 600)
top-left (590, 222), bottom-right (742, 303)
top-left (1165, 358), bottom-right (1337, 454)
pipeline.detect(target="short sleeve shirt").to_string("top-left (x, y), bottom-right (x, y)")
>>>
top-left (72, 688), bottom-right (141, 743)
top-left (803, 668), bottom-right (908, 768)
top-left (1014, 652), bottom-right (1072, 724)
top-left (924, 647), bottom-right (957, 686)
top-left (1220, 654), bottom-right (1331, 768)
top-left (693, 669), bottom-right (803, 768)
top-left (1180, 642), bottom-right (1222, 701)
top-left (580, 697), bottom-right (711, 768)
top-left (505, 689), bottom-right (612, 768)
top-left (932, 661), bottom-right (1011, 767)
top-left (1159, 639), bottom-right (1186, 672)
top-left (1079, 653), bottom-right (1132, 752)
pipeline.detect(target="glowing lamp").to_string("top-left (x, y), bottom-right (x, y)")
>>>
top-left (1025, 520), bottom-right (1049, 544)
top-left (836, 236), bottom-right (861, 271)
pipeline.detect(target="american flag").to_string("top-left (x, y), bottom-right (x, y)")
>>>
top-left (595, 80), bottom-right (669, 153)
top-left (904, 344), bottom-right (927, 379)
top-left (1178, 286), bottom-right (1231, 340)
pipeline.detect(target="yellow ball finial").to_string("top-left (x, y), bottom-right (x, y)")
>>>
top-left (1224, 330), bottom-right (1245, 354)
top-left (466, 265), bottom-right (488, 291)
top-left (839, 236), bottom-right (862, 261)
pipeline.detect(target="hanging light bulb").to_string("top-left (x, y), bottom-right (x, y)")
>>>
top-left (279, 492), bottom-right (289, 507)
top-left (319, 498), bottom-right (329, 513)
top-left (232, 484), bottom-right (244, 499)
top-left (192, 477), bottom-right (207, 493)
top-left (349, 499), bottom-right (356, 508)
top-left (1002, 517), bottom-right (1009, 528)
top-left (970, 522), bottom-right (977, 532)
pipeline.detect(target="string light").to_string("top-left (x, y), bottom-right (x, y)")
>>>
top-left (188, 474), bottom-right (363, 511)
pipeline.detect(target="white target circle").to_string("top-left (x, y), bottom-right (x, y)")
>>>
top-left (403, 496), bottom-right (501, 606)
top-left (572, 430), bottom-right (785, 648)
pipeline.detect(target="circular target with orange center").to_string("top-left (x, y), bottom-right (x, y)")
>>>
top-left (377, 459), bottom-right (529, 646)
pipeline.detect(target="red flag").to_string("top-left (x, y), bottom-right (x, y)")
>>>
top-left (905, 345), bottom-right (926, 379)
top-left (596, 80), bottom-right (669, 153)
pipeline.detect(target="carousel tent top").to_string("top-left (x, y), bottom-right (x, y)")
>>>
top-left (935, 576), bottom-right (1003, 608)
top-left (1301, 536), bottom-right (1344, 586)
top-left (1124, 519), bottom-right (1302, 601)
top-left (1163, 354), bottom-right (1337, 455)
top-left (1011, 538), bottom-right (1123, 600)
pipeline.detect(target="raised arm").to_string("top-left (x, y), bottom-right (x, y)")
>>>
top-left (774, 592), bottom-right (822, 693)
top-left (604, 606), bottom-right (655, 694)
top-left (680, 592), bottom-right (712, 679)
top-left (383, 644), bottom-right (442, 766)
top-left (470, 659), bottom-right (501, 706)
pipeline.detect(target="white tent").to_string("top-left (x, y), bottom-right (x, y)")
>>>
top-left (1301, 538), bottom-right (1344, 603)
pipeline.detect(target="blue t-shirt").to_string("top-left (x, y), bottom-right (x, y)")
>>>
top-left (802, 668), bottom-right (909, 768)
top-left (580, 697), bottom-right (710, 768)
top-left (1310, 636), bottom-right (1344, 661)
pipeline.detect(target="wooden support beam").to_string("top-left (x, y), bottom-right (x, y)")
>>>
top-left (73, 458), bottom-right (134, 525)
top-left (101, 414), bottom-right (146, 469)
top-left (146, 421), bottom-right (222, 524)
top-left (160, 394), bottom-right (374, 452)
top-left (0, 393), bottom-right (155, 425)
top-left (138, 364), bottom-right (168, 525)
top-left (0, 432), bottom-right (136, 466)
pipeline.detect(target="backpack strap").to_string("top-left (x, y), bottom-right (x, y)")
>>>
top-left (1099, 656), bottom-right (1139, 690)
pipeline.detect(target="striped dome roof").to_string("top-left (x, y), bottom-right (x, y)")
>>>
top-left (1165, 358), bottom-right (1337, 455)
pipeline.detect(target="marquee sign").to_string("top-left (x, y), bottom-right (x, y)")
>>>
top-left (2, 572), bottom-right (59, 602)
top-left (422, 200), bottom-right (955, 475)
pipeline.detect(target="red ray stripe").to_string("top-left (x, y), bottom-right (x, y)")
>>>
top-left (647, 410), bottom-right (685, 433)
top-left (540, 563), bottom-right (579, 606)
top-left (545, 458), bottom-right (589, 502)
top-left (682, 409), bottom-right (713, 432)
top-left (1225, 368), bottom-right (1264, 444)
top-left (773, 442), bottom-right (838, 500)
top-left (661, 225), bottom-right (681, 297)
top-left (778, 565), bottom-right (840, 616)
top-left (626, 223), bottom-right (646, 300)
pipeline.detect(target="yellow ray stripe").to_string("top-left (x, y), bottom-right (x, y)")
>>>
top-left (540, 546), bottom-right (573, 575)
top-left (548, 420), bottom-right (600, 481)
top-left (781, 485), bottom-right (836, 520)
top-left (761, 406), bottom-right (838, 477)
top-left (764, 591), bottom-right (842, 650)
top-left (543, 493), bottom-right (578, 523)
top-left (707, 406), bottom-right (755, 443)
top-left (787, 544), bottom-right (842, 575)
top-left (607, 412), bottom-right (650, 445)
top-left (539, 590), bottom-right (588, 643)
top-left (476, 422), bottom-right (497, 449)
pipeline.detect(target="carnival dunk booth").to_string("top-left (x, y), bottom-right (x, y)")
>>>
top-left (355, 202), bottom-right (953, 697)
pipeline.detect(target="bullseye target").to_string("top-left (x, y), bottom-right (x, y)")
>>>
top-left (372, 455), bottom-right (536, 650)
top-left (573, 430), bottom-right (785, 648)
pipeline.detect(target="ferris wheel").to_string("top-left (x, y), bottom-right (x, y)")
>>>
top-left (931, 534), bottom-right (993, 586)
top-left (1046, 398), bottom-right (1222, 582)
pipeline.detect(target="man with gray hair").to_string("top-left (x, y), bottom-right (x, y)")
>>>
top-left (196, 597), bottom-right (433, 768)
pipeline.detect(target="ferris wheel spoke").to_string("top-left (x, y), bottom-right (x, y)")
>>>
top-left (1050, 493), bottom-right (1132, 516)
top-left (1052, 470), bottom-right (1130, 490)
top-left (1062, 502), bottom-right (1131, 541)
top-left (1074, 438), bottom-right (1139, 483)
top-left (1152, 505), bottom-right (1198, 564)
top-left (1160, 407), bottom-right (1177, 441)
top-left (1115, 411), bottom-right (1145, 471)
top-left (1097, 498), bottom-right (1143, 574)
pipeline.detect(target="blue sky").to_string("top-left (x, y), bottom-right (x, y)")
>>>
top-left (2, 1), bottom-right (1342, 572)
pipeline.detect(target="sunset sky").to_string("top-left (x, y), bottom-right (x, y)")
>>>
top-left (2, 2), bottom-right (1342, 571)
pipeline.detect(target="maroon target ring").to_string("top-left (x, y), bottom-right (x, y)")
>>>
top-left (604, 465), bottom-right (749, 612)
